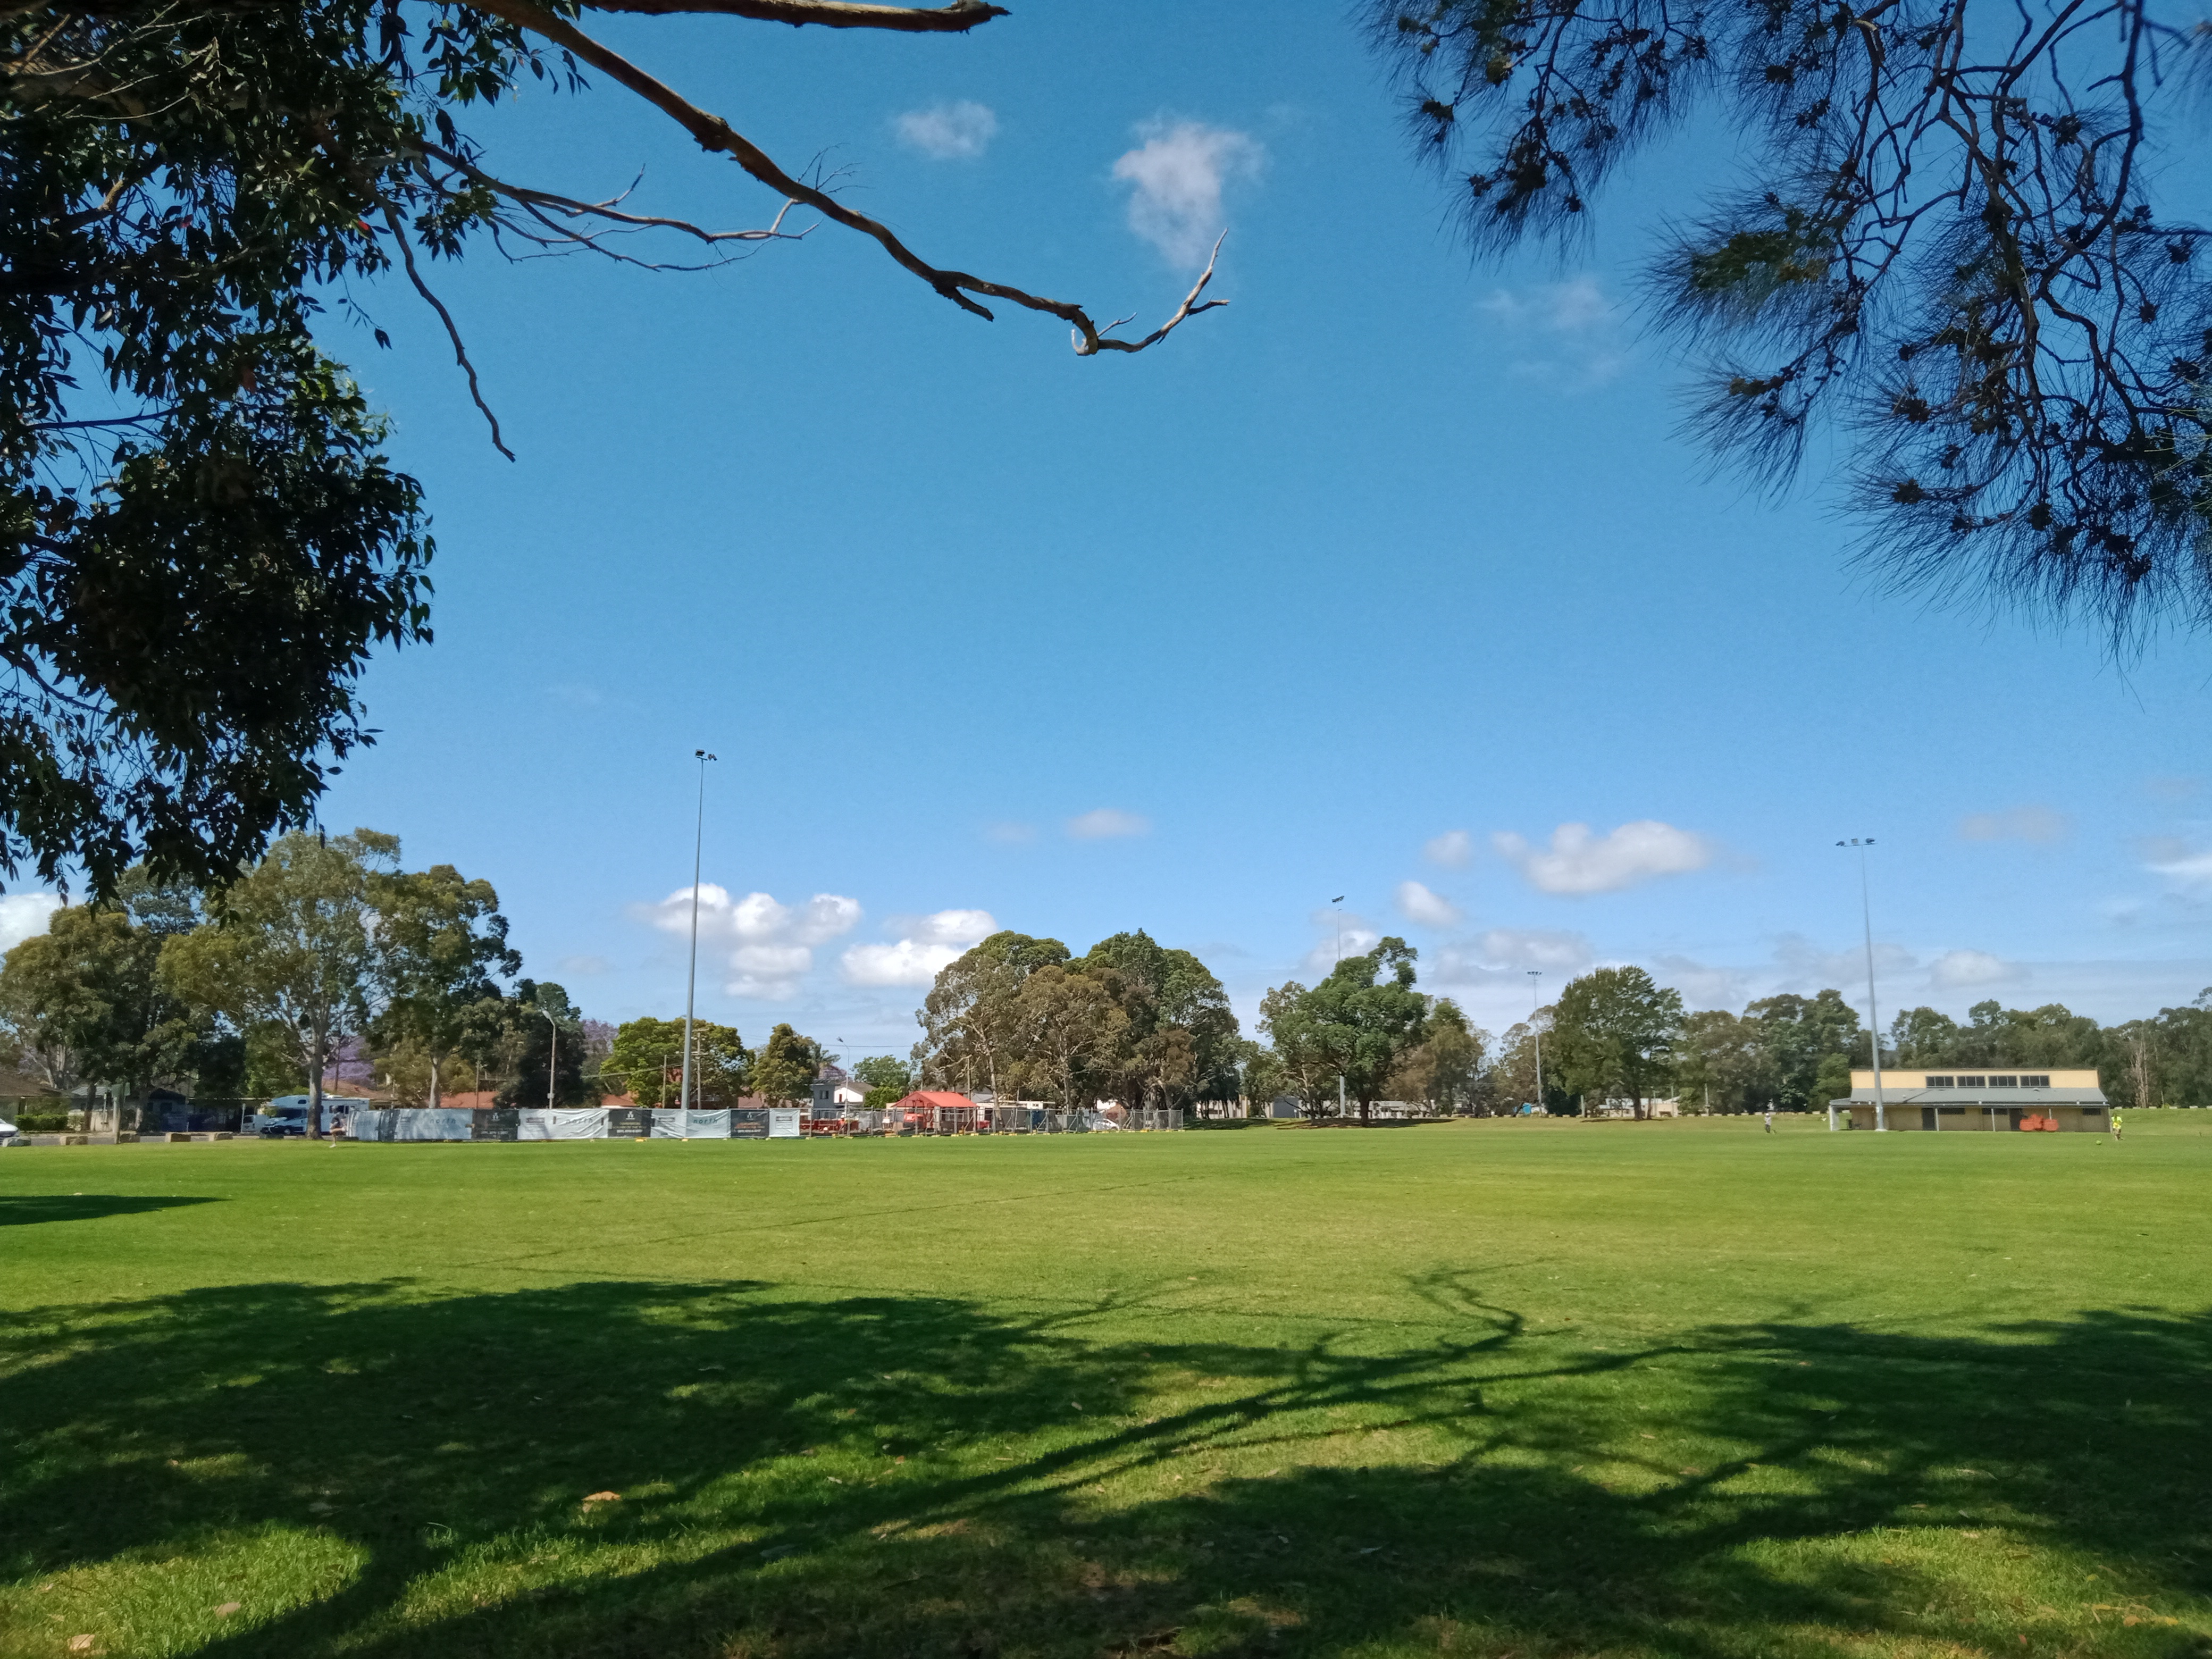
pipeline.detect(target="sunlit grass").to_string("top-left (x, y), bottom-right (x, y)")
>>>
top-left (3, 1116), bottom-right (2209, 1656)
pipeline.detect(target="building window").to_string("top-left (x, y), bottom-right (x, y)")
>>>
top-left (1988, 1075), bottom-right (2018, 1087)
top-left (2021, 1075), bottom-right (2051, 1089)
top-left (1937, 1106), bottom-right (1967, 1116)
top-left (1925, 1075), bottom-right (1955, 1089)
top-left (2082, 1105), bottom-right (2104, 1117)
top-left (1955, 1075), bottom-right (1986, 1088)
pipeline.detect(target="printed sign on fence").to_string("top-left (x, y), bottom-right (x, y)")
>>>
top-left (472, 1109), bottom-right (520, 1142)
top-left (606, 1107), bottom-right (653, 1138)
top-left (767, 1109), bottom-right (802, 1139)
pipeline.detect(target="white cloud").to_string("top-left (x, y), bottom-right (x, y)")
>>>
top-left (1771, 931), bottom-right (1917, 988)
top-left (558, 954), bottom-right (611, 977)
top-left (985, 821), bottom-right (1037, 845)
top-left (894, 99), bottom-right (997, 160)
top-left (843, 908), bottom-right (998, 988)
top-left (1649, 953), bottom-right (1747, 1009)
top-left (629, 884), bottom-right (862, 999)
top-left (1477, 277), bottom-right (1627, 388)
top-left (1111, 119), bottom-right (1263, 266)
top-left (2144, 839), bottom-right (2212, 894)
top-left (1423, 830), bottom-right (1473, 868)
top-left (1066, 807), bottom-right (1149, 841)
top-left (1478, 276), bottom-right (1614, 333)
top-left (1492, 820), bottom-right (1713, 896)
top-left (1472, 928), bottom-right (1594, 973)
top-left (1959, 805), bottom-right (2069, 844)
top-left (1303, 906), bottom-right (1379, 975)
top-left (1394, 879), bottom-right (1463, 928)
top-left (0, 893), bottom-right (60, 954)
top-left (1929, 949), bottom-right (2023, 990)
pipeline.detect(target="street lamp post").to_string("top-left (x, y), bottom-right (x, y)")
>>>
top-left (543, 1006), bottom-right (558, 1110)
top-left (1528, 969), bottom-right (1544, 1116)
top-left (680, 750), bottom-right (717, 1137)
top-left (1331, 895), bottom-right (1346, 966)
top-left (1837, 837), bottom-right (1886, 1131)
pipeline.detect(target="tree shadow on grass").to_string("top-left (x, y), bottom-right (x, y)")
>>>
top-left (0, 1194), bottom-right (220, 1227)
top-left (1, 1275), bottom-right (2208, 1658)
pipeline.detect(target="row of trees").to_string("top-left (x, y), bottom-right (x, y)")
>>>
top-left (1485, 969), bottom-right (2212, 1117)
top-left (0, 828), bottom-right (605, 1134)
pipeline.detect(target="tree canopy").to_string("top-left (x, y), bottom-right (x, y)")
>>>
top-left (1258, 938), bottom-right (1430, 1122)
top-left (1370, 0), bottom-right (2212, 640)
top-left (1547, 967), bottom-right (1685, 1118)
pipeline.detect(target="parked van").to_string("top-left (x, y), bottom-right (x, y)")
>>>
top-left (248, 1096), bottom-right (313, 1138)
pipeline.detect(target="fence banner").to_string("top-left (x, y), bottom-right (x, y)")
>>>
top-left (650, 1109), bottom-right (731, 1139)
top-left (517, 1109), bottom-right (608, 1141)
top-left (732, 1107), bottom-right (768, 1139)
top-left (605, 1107), bottom-right (653, 1138)
top-left (349, 1108), bottom-right (478, 1142)
top-left (473, 1108), bottom-right (520, 1142)
top-left (768, 1109), bottom-right (802, 1139)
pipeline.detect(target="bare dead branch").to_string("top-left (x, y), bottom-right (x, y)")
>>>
top-left (467, 0), bottom-right (1225, 357)
top-left (574, 0), bottom-right (1006, 30)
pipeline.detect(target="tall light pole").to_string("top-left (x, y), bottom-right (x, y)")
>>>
top-left (1528, 969), bottom-right (1544, 1115)
top-left (1838, 837), bottom-right (1886, 1131)
top-left (1331, 895), bottom-right (1346, 966)
top-left (543, 1005), bottom-right (558, 1110)
top-left (680, 750), bottom-right (717, 1130)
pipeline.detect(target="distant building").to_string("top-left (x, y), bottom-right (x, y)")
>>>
top-left (809, 1068), bottom-right (868, 1118)
top-left (1830, 1068), bottom-right (2108, 1132)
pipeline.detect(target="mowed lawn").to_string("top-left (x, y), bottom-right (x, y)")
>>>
top-left (3, 1119), bottom-right (2209, 1659)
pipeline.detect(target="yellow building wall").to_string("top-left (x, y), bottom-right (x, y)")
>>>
top-left (1848, 1069), bottom-right (2099, 1090)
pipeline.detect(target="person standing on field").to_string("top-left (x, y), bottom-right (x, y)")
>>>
top-left (2113, 1107), bottom-right (2123, 1142)
top-left (1763, 1105), bottom-right (1774, 1135)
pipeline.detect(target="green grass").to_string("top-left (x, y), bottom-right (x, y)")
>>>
top-left (3, 1116), bottom-right (2209, 1659)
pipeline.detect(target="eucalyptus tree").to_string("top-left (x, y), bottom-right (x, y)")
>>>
top-left (366, 862), bottom-right (521, 1109)
top-left (1260, 939), bottom-right (1430, 1123)
top-left (1371, 0), bottom-right (2212, 640)
top-left (1548, 967), bottom-right (1685, 1117)
top-left (158, 829), bottom-right (397, 1135)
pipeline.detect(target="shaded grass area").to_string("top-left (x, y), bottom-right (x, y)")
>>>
top-left (2, 1122), bottom-right (2210, 1657)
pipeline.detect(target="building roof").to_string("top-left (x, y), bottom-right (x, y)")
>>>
top-left (893, 1091), bottom-right (977, 1110)
top-left (1832, 1086), bottom-right (2107, 1106)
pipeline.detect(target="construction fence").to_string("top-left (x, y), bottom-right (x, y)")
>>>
top-left (342, 1105), bottom-right (1184, 1142)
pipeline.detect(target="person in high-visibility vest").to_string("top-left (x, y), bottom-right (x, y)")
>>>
top-left (2112, 1107), bottom-right (2123, 1142)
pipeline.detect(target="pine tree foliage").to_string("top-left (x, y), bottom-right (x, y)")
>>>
top-left (1371, 0), bottom-right (2212, 640)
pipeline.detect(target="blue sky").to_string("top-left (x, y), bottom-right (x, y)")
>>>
top-left (32, 2), bottom-right (2212, 1058)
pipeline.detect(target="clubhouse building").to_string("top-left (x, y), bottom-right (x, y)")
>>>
top-left (1829, 1068), bottom-right (2109, 1132)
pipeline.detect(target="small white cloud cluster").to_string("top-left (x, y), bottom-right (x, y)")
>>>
top-left (1929, 948), bottom-right (2022, 989)
top-left (1422, 829), bottom-right (1474, 869)
top-left (633, 885), bottom-right (862, 999)
top-left (1492, 820), bottom-right (1712, 895)
top-left (894, 99), bottom-right (998, 160)
top-left (1112, 120), bottom-right (1263, 266)
top-left (1394, 879), bottom-right (1463, 929)
top-left (841, 909), bottom-right (997, 988)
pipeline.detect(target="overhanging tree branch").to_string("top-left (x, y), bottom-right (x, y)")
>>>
top-left (574, 0), bottom-right (1007, 30)
top-left (468, 0), bottom-right (1227, 356)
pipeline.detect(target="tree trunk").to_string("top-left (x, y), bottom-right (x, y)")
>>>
top-left (308, 1018), bottom-right (327, 1138)
top-left (429, 1050), bottom-right (442, 1111)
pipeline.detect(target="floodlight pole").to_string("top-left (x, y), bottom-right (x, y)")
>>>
top-left (543, 1006), bottom-right (557, 1109)
top-left (680, 750), bottom-right (717, 1137)
top-left (1528, 970), bottom-right (1544, 1115)
top-left (1838, 837), bottom-right (1886, 1131)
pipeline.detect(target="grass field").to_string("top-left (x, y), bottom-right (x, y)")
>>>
top-left (3, 1116), bottom-right (2209, 1659)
